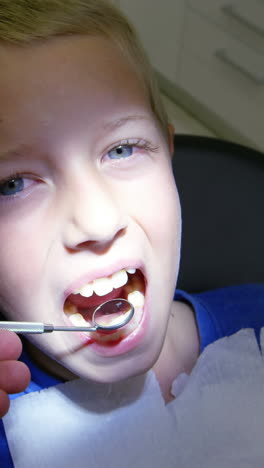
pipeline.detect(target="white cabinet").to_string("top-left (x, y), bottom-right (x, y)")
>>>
top-left (187, 0), bottom-right (264, 53)
top-left (178, 8), bottom-right (264, 149)
top-left (117, 0), bottom-right (185, 83)
top-left (115, 0), bottom-right (264, 151)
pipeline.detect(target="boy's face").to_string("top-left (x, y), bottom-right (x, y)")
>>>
top-left (0, 36), bottom-right (181, 382)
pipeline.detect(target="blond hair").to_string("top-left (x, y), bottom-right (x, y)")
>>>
top-left (0, 0), bottom-right (170, 142)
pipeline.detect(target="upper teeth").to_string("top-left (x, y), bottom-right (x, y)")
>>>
top-left (73, 268), bottom-right (136, 297)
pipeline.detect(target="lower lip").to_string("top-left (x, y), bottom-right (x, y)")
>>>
top-left (78, 293), bottom-right (149, 357)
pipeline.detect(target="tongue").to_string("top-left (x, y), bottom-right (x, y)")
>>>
top-left (67, 286), bottom-right (124, 309)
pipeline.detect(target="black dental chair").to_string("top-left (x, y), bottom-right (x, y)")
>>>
top-left (172, 135), bottom-right (264, 293)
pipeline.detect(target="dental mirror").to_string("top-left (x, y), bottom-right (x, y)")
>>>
top-left (0, 298), bottom-right (134, 334)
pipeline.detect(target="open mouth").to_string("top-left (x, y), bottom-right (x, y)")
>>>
top-left (63, 268), bottom-right (146, 344)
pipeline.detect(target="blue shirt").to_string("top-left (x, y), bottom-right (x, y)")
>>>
top-left (1, 284), bottom-right (264, 467)
top-left (175, 284), bottom-right (264, 351)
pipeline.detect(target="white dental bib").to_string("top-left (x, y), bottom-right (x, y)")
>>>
top-left (3, 328), bottom-right (264, 468)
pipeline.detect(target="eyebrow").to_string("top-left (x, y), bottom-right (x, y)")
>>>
top-left (102, 114), bottom-right (153, 132)
top-left (0, 144), bottom-right (34, 161)
top-left (0, 115), bottom-right (153, 161)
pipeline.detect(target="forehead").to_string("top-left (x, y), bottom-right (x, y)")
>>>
top-left (0, 36), bottom-right (153, 145)
top-left (0, 35), bottom-right (145, 94)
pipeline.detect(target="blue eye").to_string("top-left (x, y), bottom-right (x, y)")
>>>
top-left (0, 177), bottom-right (24, 196)
top-left (107, 144), bottom-right (133, 160)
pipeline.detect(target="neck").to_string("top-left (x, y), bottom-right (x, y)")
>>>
top-left (153, 300), bottom-right (199, 403)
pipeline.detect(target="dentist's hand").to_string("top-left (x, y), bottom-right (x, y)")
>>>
top-left (0, 330), bottom-right (30, 418)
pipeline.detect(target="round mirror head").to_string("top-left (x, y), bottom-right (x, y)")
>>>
top-left (93, 298), bottom-right (134, 331)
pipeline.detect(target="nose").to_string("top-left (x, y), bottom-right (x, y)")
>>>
top-left (63, 171), bottom-right (128, 251)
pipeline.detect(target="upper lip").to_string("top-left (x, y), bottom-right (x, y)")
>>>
top-left (63, 260), bottom-right (146, 302)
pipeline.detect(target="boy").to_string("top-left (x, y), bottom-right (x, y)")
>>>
top-left (0, 0), bottom-right (198, 409)
top-left (0, 0), bottom-right (263, 459)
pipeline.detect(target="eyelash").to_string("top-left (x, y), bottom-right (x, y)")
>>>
top-left (104, 138), bottom-right (159, 160)
top-left (0, 172), bottom-right (37, 203)
top-left (0, 139), bottom-right (159, 202)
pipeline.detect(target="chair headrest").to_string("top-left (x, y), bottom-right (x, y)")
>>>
top-left (172, 135), bottom-right (264, 292)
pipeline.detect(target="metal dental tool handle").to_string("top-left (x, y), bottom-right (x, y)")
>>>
top-left (0, 299), bottom-right (134, 334)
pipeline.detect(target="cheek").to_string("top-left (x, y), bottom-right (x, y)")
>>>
top-left (0, 213), bottom-right (52, 313)
top-left (129, 167), bottom-right (181, 244)
top-left (129, 168), bottom-right (181, 286)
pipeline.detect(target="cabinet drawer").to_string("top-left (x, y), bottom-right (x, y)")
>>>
top-left (187, 0), bottom-right (264, 53)
top-left (182, 10), bottom-right (264, 85)
top-left (178, 11), bottom-right (264, 149)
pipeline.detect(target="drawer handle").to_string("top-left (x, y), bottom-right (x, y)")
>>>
top-left (222, 2), bottom-right (264, 36)
top-left (215, 48), bottom-right (264, 84)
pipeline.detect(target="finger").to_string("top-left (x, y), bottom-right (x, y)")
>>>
top-left (0, 330), bottom-right (23, 360)
top-left (0, 360), bottom-right (31, 394)
top-left (0, 389), bottom-right (10, 418)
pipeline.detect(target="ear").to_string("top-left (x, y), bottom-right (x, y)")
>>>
top-left (168, 124), bottom-right (175, 156)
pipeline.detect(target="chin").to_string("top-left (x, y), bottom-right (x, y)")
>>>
top-left (59, 337), bottom-right (160, 385)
